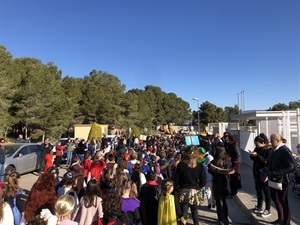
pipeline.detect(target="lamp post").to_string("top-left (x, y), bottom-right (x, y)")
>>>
top-left (192, 97), bottom-right (200, 134)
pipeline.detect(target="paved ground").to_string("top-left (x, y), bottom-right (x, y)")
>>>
top-left (18, 153), bottom-right (300, 225)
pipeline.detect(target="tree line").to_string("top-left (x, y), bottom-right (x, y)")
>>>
top-left (1, 45), bottom-right (299, 141)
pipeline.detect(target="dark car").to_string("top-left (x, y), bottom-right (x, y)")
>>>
top-left (4, 143), bottom-right (41, 175)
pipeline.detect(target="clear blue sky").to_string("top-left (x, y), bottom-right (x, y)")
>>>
top-left (0, 0), bottom-right (299, 111)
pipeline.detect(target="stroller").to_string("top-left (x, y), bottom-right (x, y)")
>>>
top-left (291, 169), bottom-right (300, 197)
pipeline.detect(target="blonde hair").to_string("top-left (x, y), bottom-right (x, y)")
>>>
top-left (121, 179), bottom-right (138, 198)
top-left (270, 133), bottom-right (283, 142)
top-left (55, 195), bottom-right (76, 223)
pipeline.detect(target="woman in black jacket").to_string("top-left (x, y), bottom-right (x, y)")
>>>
top-left (174, 146), bottom-right (206, 225)
top-left (249, 133), bottom-right (272, 217)
top-left (269, 133), bottom-right (295, 225)
top-left (208, 146), bottom-right (235, 225)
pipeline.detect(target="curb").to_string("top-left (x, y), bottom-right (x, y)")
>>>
top-left (233, 193), bottom-right (261, 225)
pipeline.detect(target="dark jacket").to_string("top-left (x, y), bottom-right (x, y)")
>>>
top-left (269, 144), bottom-right (295, 184)
top-left (0, 147), bottom-right (5, 164)
top-left (40, 143), bottom-right (53, 157)
top-left (138, 181), bottom-right (160, 225)
top-left (208, 160), bottom-right (231, 196)
top-left (76, 142), bottom-right (86, 154)
top-left (250, 146), bottom-right (272, 180)
top-left (174, 161), bottom-right (206, 190)
top-left (158, 158), bottom-right (172, 179)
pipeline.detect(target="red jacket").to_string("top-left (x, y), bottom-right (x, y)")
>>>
top-left (89, 160), bottom-right (106, 181)
top-left (43, 154), bottom-right (54, 173)
top-left (81, 159), bottom-right (92, 178)
top-left (55, 145), bottom-right (65, 157)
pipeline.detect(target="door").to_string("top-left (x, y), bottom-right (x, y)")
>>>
top-left (15, 146), bottom-right (31, 173)
top-left (27, 145), bottom-right (40, 171)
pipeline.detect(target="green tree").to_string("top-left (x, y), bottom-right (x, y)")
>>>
top-left (88, 122), bottom-right (102, 141)
top-left (10, 58), bottom-right (73, 139)
top-left (268, 103), bottom-right (289, 111)
top-left (288, 100), bottom-right (300, 109)
top-left (199, 101), bottom-right (227, 126)
top-left (0, 46), bottom-right (14, 137)
top-left (224, 105), bottom-right (239, 122)
top-left (80, 71), bottom-right (126, 124)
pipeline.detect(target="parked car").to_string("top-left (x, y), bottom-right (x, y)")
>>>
top-left (4, 143), bottom-right (41, 176)
top-left (106, 135), bottom-right (116, 145)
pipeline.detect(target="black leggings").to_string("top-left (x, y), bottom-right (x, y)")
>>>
top-left (180, 202), bottom-right (199, 224)
top-left (55, 156), bottom-right (62, 167)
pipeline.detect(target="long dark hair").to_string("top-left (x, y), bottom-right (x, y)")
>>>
top-left (131, 164), bottom-right (141, 192)
top-left (254, 133), bottom-right (269, 149)
top-left (212, 146), bottom-right (229, 169)
top-left (83, 179), bottom-right (102, 208)
top-left (182, 146), bottom-right (197, 168)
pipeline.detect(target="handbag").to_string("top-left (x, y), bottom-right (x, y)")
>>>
top-left (268, 178), bottom-right (282, 190)
top-left (259, 166), bottom-right (269, 183)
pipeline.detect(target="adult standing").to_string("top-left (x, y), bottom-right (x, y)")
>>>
top-left (174, 145), bottom-right (206, 225)
top-left (66, 138), bottom-right (75, 167)
top-left (208, 146), bottom-right (235, 225)
top-left (269, 133), bottom-right (295, 225)
top-left (249, 133), bottom-right (272, 217)
top-left (77, 139), bottom-right (87, 162)
top-left (38, 137), bottom-right (53, 175)
top-left (54, 141), bottom-right (65, 168)
top-left (16, 134), bottom-right (26, 143)
top-left (0, 138), bottom-right (6, 182)
top-left (225, 134), bottom-right (242, 196)
top-left (115, 138), bottom-right (127, 163)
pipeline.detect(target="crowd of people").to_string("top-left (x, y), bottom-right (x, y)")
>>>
top-left (0, 131), bottom-right (297, 225)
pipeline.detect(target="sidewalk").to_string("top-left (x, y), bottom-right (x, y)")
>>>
top-left (234, 158), bottom-right (300, 225)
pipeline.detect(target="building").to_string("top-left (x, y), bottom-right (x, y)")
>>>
top-left (74, 124), bottom-right (109, 140)
top-left (230, 108), bottom-right (300, 154)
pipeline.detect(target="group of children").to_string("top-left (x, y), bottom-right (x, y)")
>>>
top-left (0, 132), bottom-right (227, 225)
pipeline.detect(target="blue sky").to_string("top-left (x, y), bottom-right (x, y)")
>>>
top-left (0, 0), bottom-right (299, 111)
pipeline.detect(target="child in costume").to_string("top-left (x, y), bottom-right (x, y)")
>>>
top-left (158, 178), bottom-right (186, 225)
top-left (43, 153), bottom-right (55, 173)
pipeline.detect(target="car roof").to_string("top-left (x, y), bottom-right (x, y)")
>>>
top-left (4, 143), bottom-right (39, 146)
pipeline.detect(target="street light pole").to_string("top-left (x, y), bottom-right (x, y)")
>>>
top-left (192, 98), bottom-right (200, 134)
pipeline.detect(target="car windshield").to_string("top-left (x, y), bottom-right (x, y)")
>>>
top-left (60, 140), bottom-right (68, 146)
top-left (4, 144), bottom-right (20, 157)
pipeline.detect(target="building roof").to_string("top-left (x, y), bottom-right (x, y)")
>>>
top-left (231, 110), bottom-right (298, 121)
